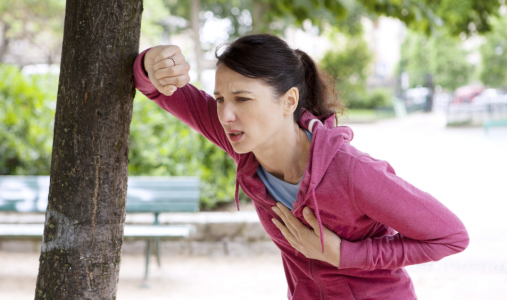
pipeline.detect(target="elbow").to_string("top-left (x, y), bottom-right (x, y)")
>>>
top-left (448, 228), bottom-right (470, 255)
top-left (458, 229), bottom-right (470, 252)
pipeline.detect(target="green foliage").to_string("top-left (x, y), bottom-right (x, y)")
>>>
top-left (319, 35), bottom-right (373, 108)
top-left (141, 0), bottom-right (172, 45)
top-left (400, 30), bottom-right (474, 91)
top-left (128, 93), bottom-right (239, 209)
top-left (359, 0), bottom-right (501, 36)
top-left (365, 89), bottom-right (393, 109)
top-left (0, 0), bottom-right (65, 62)
top-left (0, 64), bottom-right (57, 175)
top-left (480, 16), bottom-right (507, 88)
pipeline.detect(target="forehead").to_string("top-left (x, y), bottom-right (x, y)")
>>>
top-left (214, 65), bottom-right (271, 95)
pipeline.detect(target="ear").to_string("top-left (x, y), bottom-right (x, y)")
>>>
top-left (283, 87), bottom-right (299, 116)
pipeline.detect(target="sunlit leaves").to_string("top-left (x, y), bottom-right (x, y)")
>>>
top-left (480, 16), bottom-right (507, 88)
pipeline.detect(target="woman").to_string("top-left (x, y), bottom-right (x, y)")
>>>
top-left (134, 34), bottom-right (469, 299)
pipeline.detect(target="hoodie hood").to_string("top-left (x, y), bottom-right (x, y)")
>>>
top-left (233, 109), bottom-right (354, 252)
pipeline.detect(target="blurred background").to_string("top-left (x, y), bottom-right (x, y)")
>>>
top-left (1, 0), bottom-right (507, 299)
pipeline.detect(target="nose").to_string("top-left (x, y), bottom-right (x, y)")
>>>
top-left (218, 101), bottom-right (236, 126)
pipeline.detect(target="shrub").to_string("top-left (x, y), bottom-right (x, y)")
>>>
top-left (0, 64), bottom-right (57, 175)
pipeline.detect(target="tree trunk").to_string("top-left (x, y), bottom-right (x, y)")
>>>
top-left (34, 0), bottom-right (142, 299)
top-left (191, 0), bottom-right (202, 82)
top-left (0, 23), bottom-right (11, 62)
top-left (252, 0), bottom-right (262, 34)
top-left (252, 0), bottom-right (269, 34)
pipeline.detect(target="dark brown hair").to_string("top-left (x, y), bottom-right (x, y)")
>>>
top-left (215, 33), bottom-right (344, 124)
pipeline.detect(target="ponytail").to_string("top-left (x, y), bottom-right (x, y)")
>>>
top-left (216, 34), bottom-right (344, 124)
top-left (294, 49), bottom-right (342, 123)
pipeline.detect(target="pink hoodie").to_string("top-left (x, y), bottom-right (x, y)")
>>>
top-left (133, 49), bottom-right (470, 299)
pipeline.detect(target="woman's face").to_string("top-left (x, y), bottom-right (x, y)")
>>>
top-left (214, 64), bottom-right (295, 154)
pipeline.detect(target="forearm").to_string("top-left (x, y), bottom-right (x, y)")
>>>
top-left (339, 228), bottom-right (469, 270)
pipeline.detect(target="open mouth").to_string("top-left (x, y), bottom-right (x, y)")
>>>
top-left (228, 131), bottom-right (244, 142)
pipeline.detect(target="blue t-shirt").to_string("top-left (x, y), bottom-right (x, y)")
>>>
top-left (256, 129), bottom-right (312, 210)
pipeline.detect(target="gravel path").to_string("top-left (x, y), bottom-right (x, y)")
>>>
top-left (1, 252), bottom-right (506, 300)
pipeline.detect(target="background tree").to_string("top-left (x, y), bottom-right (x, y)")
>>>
top-left (319, 30), bottom-right (373, 108)
top-left (0, 0), bottom-right (65, 64)
top-left (480, 16), bottom-right (507, 88)
top-left (399, 30), bottom-right (474, 91)
top-left (33, 0), bottom-right (142, 299)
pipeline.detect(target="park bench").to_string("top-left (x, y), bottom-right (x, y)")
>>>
top-left (483, 119), bottom-right (507, 135)
top-left (0, 175), bottom-right (200, 285)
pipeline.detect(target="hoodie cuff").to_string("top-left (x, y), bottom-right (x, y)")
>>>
top-left (338, 238), bottom-right (369, 270)
top-left (133, 47), bottom-right (157, 95)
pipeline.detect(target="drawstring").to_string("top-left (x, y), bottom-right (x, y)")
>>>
top-left (234, 176), bottom-right (240, 211)
top-left (311, 189), bottom-right (325, 253)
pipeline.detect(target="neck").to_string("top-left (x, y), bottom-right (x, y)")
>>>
top-left (254, 121), bottom-right (310, 185)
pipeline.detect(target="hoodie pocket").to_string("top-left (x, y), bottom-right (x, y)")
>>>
top-left (291, 278), bottom-right (320, 300)
top-left (323, 277), bottom-right (356, 300)
top-left (291, 277), bottom-right (356, 300)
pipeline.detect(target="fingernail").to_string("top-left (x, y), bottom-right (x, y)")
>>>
top-left (272, 206), bottom-right (279, 213)
top-left (304, 207), bottom-right (311, 215)
top-left (271, 218), bottom-right (276, 223)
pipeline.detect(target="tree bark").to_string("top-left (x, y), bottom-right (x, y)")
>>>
top-left (34, 0), bottom-right (142, 299)
top-left (0, 22), bottom-right (11, 62)
top-left (191, 0), bottom-right (202, 82)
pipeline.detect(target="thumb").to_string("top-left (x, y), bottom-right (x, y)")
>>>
top-left (303, 207), bottom-right (320, 236)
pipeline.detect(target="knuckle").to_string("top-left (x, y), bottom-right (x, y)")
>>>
top-left (176, 76), bottom-right (184, 86)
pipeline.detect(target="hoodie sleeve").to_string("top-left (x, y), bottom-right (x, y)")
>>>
top-left (133, 49), bottom-right (240, 163)
top-left (339, 155), bottom-right (469, 270)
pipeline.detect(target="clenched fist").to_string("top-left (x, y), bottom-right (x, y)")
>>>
top-left (143, 45), bottom-right (191, 96)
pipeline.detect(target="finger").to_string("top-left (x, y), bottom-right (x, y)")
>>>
top-left (153, 57), bottom-right (177, 71)
top-left (157, 74), bottom-right (190, 88)
top-left (302, 207), bottom-right (321, 237)
top-left (159, 84), bottom-right (178, 96)
top-left (275, 203), bottom-right (308, 236)
top-left (272, 206), bottom-right (298, 237)
top-left (272, 218), bottom-right (299, 249)
top-left (155, 63), bottom-right (190, 81)
top-left (153, 53), bottom-right (186, 73)
top-left (153, 45), bottom-right (181, 65)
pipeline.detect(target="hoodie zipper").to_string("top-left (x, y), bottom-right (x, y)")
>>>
top-left (310, 259), bottom-right (324, 300)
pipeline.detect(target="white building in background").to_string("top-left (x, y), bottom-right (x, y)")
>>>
top-left (362, 17), bottom-right (407, 90)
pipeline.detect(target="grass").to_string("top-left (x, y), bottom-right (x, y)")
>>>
top-left (346, 109), bottom-right (376, 116)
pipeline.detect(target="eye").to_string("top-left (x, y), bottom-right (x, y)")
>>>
top-left (215, 97), bottom-right (224, 103)
top-left (237, 97), bottom-right (250, 102)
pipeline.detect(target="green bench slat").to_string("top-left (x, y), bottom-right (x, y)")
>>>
top-left (0, 176), bottom-right (200, 213)
top-left (0, 224), bottom-right (194, 239)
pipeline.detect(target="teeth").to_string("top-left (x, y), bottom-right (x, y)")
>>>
top-left (231, 132), bottom-right (243, 136)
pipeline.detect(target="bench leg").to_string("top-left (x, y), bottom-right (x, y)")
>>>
top-left (141, 239), bottom-right (152, 288)
top-left (155, 237), bottom-right (161, 267)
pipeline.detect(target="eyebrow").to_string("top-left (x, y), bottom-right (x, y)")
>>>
top-left (213, 90), bottom-right (253, 96)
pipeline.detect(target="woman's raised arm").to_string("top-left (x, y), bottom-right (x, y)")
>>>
top-left (133, 46), bottom-right (240, 163)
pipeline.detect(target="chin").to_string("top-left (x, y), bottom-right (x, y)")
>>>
top-left (231, 146), bottom-right (251, 154)
top-left (230, 142), bottom-right (254, 154)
